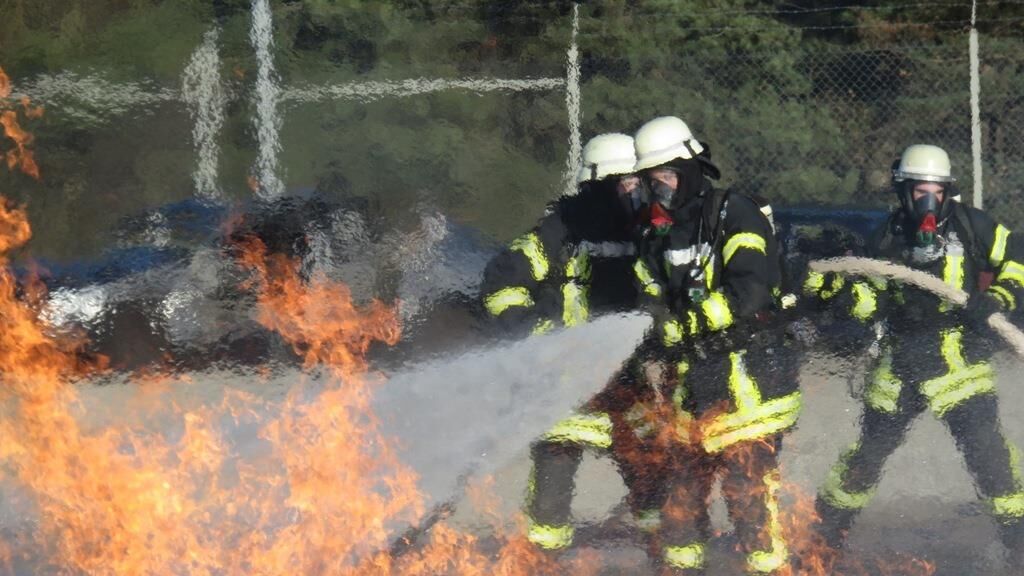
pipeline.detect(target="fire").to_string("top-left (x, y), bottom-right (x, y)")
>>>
top-left (0, 169), bottom-right (596, 574)
top-left (233, 236), bottom-right (599, 575)
top-left (777, 484), bottom-right (936, 576)
top-left (0, 66), bottom-right (41, 180)
top-left (0, 218), bottom-right (422, 573)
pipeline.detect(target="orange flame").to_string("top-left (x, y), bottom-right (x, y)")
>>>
top-left (777, 484), bottom-right (936, 576)
top-left (233, 235), bottom-right (599, 575)
top-left (0, 182), bottom-right (600, 574)
top-left (0, 66), bottom-right (40, 180)
top-left (0, 60), bottom-right (586, 575)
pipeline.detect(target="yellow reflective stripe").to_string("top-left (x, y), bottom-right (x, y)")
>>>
top-left (561, 282), bottom-right (589, 327)
top-left (634, 509), bottom-right (662, 532)
top-left (484, 286), bottom-right (534, 316)
top-left (674, 361), bottom-right (690, 408)
top-left (722, 232), bottom-right (767, 266)
top-left (920, 330), bottom-right (995, 416)
top-left (510, 232), bottom-right (549, 282)
top-left (820, 443), bottom-right (875, 510)
top-left (526, 460), bottom-right (537, 501)
top-left (532, 318), bottom-right (555, 335)
top-left (664, 543), bottom-right (706, 570)
top-left (634, 259), bottom-right (662, 297)
top-left (989, 285), bottom-right (1017, 311)
top-left (991, 224), bottom-right (1011, 267)
top-left (701, 352), bottom-right (802, 452)
top-left (701, 395), bottom-right (802, 453)
top-left (701, 291), bottom-right (734, 331)
top-left (940, 253), bottom-right (966, 312)
top-left (990, 492), bottom-right (1024, 520)
top-left (672, 364), bottom-right (694, 443)
top-left (728, 351), bottom-right (762, 410)
top-left (851, 281), bottom-right (878, 321)
top-left (685, 309), bottom-right (699, 335)
top-left (705, 393), bottom-right (803, 436)
top-left (662, 319), bottom-right (684, 346)
top-left (941, 328), bottom-right (967, 368)
top-left (997, 261), bottom-right (1024, 289)
top-left (747, 470), bottom-right (788, 574)
top-left (944, 254), bottom-right (965, 290)
top-left (803, 271), bottom-right (825, 293)
top-left (1011, 440), bottom-right (1024, 487)
top-left (663, 311), bottom-right (699, 346)
top-left (925, 368), bottom-right (996, 416)
top-left (804, 270), bottom-right (845, 300)
top-left (993, 442), bottom-right (1024, 521)
top-left (865, 352), bottom-right (901, 414)
top-left (565, 250), bottom-right (590, 282)
top-left (527, 521), bottom-right (574, 550)
top-left (703, 254), bottom-right (716, 289)
top-left (542, 412), bottom-right (613, 448)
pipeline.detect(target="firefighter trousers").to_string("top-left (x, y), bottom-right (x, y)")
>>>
top-left (659, 437), bottom-right (788, 575)
top-left (817, 389), bottom-right (1024, 558)
top-left (526, 351), bottom-right (671, 551)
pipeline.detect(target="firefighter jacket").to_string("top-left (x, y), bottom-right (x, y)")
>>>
top-left (804, 202), bottom-right (1024, 417)
top-left (480, 183), bottom-right (640, 337)
top-left (633, 184), bottom-right (801, 454)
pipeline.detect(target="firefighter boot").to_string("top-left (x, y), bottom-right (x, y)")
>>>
top-left (998, 518), bottom-right (1024, 570)
top-left (814, 496), bottom-right (859, 549)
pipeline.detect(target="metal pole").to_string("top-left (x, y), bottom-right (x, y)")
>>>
top-left (562, 3), bottom-right (582, 196)
top-left (970, 0), bottom-right (984, 208)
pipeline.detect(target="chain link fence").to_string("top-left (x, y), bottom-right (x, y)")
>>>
top-left (602, 19), bottom-right (1024, 227)
top-left (979, 35), bottom-right (1024, 225)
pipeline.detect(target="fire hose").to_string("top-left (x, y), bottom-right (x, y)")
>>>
top-left (808, 256), bottom-right (1024, 358)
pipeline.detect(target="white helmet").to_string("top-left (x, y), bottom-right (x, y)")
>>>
top-left (577, 133), bottom-right (636, 184)
top-left (892, 144), bottom-right (955, 183)
top-left (633, 116), bottom-right (706, 172)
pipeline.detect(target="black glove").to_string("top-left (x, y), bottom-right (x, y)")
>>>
top-left (963, 291), bottom-right (1004, 329)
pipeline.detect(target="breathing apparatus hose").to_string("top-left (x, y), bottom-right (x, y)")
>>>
top-left (808, 256), bottom-right (1024, 359)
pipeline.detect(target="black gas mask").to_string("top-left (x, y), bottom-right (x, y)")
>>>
top-left (642, 158), bottom-right (706, 210)
top-left (614, 174), bottom-right (645, 221)
top-left (897, 180), bottom-right (953, 247)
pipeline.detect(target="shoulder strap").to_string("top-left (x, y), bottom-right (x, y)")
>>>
top-left (701, 186), bottom-right (730, 247)
top-left (950, 202), bottom-right (982, 263)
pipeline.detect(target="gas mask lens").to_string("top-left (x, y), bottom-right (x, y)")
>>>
top-left (643, 169), bottom-right (679, 209)
top-left (912, 187), bottom-right (941, 217)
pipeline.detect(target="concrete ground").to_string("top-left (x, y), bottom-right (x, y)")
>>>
top-left (446, 352), bottom-right (1024, 575)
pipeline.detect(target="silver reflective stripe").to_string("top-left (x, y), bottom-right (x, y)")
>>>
top-left (666, 243), bottom-right (712, 267)
top-left (577, 240), bottom-right (636, 258)
top-left (637, 137), bottom-right (704, 163)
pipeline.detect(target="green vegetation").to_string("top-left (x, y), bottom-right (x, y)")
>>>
top-left (0, 1), bottom-right (1021, 259)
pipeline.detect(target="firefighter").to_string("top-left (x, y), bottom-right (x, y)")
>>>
top-left (480, 133), bottom-right (670, 553)
top-left (631, 116), bottom-right (800, 575)
top-left (808, 144), bottom-right (1024, 566)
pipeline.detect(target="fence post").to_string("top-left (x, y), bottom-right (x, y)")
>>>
top-left (563, 2), bottom-right (582, 197)
top-left (970, 0), bottom-right (984, 208)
